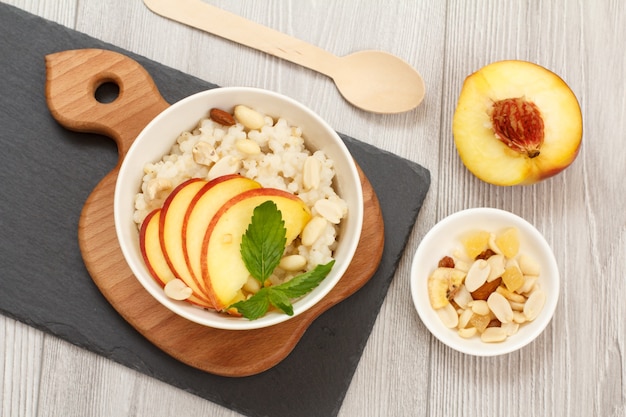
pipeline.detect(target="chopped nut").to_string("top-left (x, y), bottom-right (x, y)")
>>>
top-left (164, 279), bottom-right (193, 301)
top-left (234, 105), bottom-right (265, 130)
top-left (523, 289), bottom-right (546, 321)
top-left (192, 141), bottom-right (219, 166)
top-left (314, 198), bottom-right (346, 224)
top-left (301, 216), bottom-right (327, 246)
top-left (518, 275), bottom-right (538, 295)
top-left (209, 107), bottom-right (236, 126)
top-left (145, 178), bottom-right (172, 200)
top-left (487, 292), bottom-right (514, 324)
top-left (207, 156), bottom-right (241, 179)
top-left (496, 286), bottom-right (526, 303)
top-left (436, 303), bottom-right (459, 328)
top-left (518, 254), bottom-right (541, 276)
top-left (243, 276), bottom-right (261, 294)
top-left (452, 285), bottom-right (473, 309)
top-left (457, 308), bottom-right (474, 329)
top-left (501, 321), bottom-right (520, 336)
top-left (469, 300), bottom-right (490, 316)
top-left (235, 139), bottom-right (261, 155)
top-left (279, 254), bottom-right (307, 271)
top-left (471, 277), bottom-right (502, 300)
top-left (481, 327), bottom-right (507, 343)
top-left (465, 259), bottom-right (491, 292)
top-left (486, 253), bottom-right (506, 282)
top-left (303, 156), bottom-right (322, 190)
top-left (458, 327), bottom-right (477, 338)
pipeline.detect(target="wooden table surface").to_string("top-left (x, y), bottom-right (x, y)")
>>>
top-left (2, 1), bottom-right (624, 416)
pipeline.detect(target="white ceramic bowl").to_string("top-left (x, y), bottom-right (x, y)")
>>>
top-left (114, 87), bottom-right (363, 330)
top-left (410, 208), bottom-right (559, 356)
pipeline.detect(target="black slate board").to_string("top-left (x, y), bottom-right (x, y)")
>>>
top-left (0, 4), bottom-right (430, 417)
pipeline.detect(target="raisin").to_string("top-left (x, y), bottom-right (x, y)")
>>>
top-left (438, 256), bottom-right (455, 268)
top-left (475, 248), bottom-right (496, 260)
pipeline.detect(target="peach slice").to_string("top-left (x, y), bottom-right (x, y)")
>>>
top-left (201, 188), bottom-right (312, 311)
top-left (452, 60), bottom-right (582, 185)
top-left (182, 174), bottom-right (262, 299)
top-left (139, 209), bottom-right (213, 308)
top-left (159, 178), bottom-right (213, 304)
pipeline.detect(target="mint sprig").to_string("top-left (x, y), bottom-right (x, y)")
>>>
top-left (230, 200), bottom-right (335, 320)
top-left (230, 261), bottom-right (335, 320)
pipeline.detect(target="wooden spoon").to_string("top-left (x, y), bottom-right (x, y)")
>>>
top-left (143, 0), bottom-right (425, 114)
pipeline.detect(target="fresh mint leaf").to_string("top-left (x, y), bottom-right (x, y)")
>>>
top-left (268, 289), bottom-right (293, 316)
top-left (240, 200), bottom-right (287, 284)
top-left (229, 260), bottom-right (336, 320)
top-left (277, 260), bottom-right (335, 298)
top-left (229, 288), bottom-right (271, 320)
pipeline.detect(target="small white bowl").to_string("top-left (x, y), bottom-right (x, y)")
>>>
top-left (114, 87), bottom-right (363, 330)
top-left (410, 208), bottom-right (559, 356)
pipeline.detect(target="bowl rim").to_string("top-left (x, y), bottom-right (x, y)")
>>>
top-left (113, 86), bottom-right (364, 330)
top-left (410, 207), bottom-right (560, 356)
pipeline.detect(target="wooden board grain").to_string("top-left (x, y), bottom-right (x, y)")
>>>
top-left (44, 48), bottom-right (384, 377)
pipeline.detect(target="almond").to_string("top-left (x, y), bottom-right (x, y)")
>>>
top-left (209, 107), bottom-right (236, 126)
top-left (470, 277), bottom-right (502, 300)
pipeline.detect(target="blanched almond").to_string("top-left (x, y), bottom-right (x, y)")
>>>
top-left (453, 257), bottom-right (471, 272)
top-left (518, 254), bottom-right (541, 276)
top-left (524, 289), bottom-right (546, 321)
top-left (486, 253), bottom-right (506, 282)
top-left (314, 199), bottom-right (345, 224)
top-left (469, 300), bottom-right (490, 316)
top-left (488, 232), bottom-right (503, 254)
top-left (512, 311), bottom-right (527, 324)
top-left (303, 156), bottom-right (322, 190)
top-left (480, 327), bottom-right (507, 343)
top-left (457, 307), bottom-right (474, 329)
top-left (458, 327), bottom-right (477, 338)
top-left (164, 279), bottom-right (193, 301)
top-left (465, 259), bottom-right (491, 292)
top-left (501, 321), bottom-right (519, 336)
top-left (452, 285), bottom-right (473, 308)
top-left (301, 216), bottom-right (327, 246)
top-left (436, 303), bottom-right (459, 328)
top-left (496, 286), bottom-right (526, 303)
top-left (487, 292), bottom-right (514, 323)
top-left (518, 275), bottom-right (538, 294)
top-left (243, 276), bottom-right (261, 294)
top-left (279, 254), bottom-right (307, 271)
top-left (235, 139), bottom-right (261, 155)
top-left (208, 156), bottom-right (241, 179)
top-left (234, 105), bottom-right (265, 130)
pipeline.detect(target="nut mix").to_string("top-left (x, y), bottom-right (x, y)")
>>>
top-left (427, 227), bottom-right (546, 343)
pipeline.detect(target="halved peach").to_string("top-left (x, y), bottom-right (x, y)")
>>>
top-left (452, 60), bottom-right (582, 185)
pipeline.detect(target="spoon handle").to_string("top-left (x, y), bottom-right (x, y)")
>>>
top-left (143, 0), bottom-right (339, 76)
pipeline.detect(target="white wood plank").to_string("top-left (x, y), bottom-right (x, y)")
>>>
top-left (0, 317), bottom-right (43, 417)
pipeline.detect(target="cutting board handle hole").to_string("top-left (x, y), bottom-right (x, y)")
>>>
top-left (94, 81), bottom-right (120, 104)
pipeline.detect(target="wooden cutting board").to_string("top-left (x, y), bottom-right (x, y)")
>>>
top-left (44, 48), bottom-right (384, 377)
